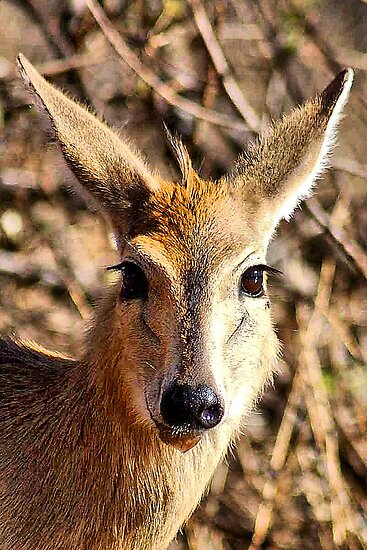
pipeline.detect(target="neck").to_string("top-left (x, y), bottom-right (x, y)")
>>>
top-left (1, 314), bottom-right (234, 550)
top-left (63, 360), bottom-right (231, 550)
top-left (77, 309), bottom-right (233, 550)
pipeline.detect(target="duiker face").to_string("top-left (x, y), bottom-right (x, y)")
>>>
top-left (18, 55), bottom-right (353, 451)
top-left (111, 177), bottom-right (280, 449)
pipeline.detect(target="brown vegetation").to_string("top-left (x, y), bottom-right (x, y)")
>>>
top-left (0, 1), bottom-right (366, 548)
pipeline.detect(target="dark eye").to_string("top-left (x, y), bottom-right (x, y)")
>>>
top-left (120, 262), bottom-right (148, 300)
top-left (240, 266), bottom-right (264, 297)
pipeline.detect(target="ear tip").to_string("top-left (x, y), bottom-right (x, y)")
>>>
top-left (338, 67), bottom-right (354, 87)
top-left (17, 53), bottom-right (28, 71)
top-left (320, 67), bottom-right (354, 112)
top-left (17, 53), bottom-right (33, 85)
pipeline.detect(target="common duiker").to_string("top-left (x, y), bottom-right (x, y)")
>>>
top-left (0, 55), bottom-right (353, 550)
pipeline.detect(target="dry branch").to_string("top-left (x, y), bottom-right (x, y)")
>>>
top-left (187, 0), bottom-right (260, 132)
top-left (85, 0), bottom-right (248, 133)
top-left (0, 53), bottom-right (110, 82)
top-left (305, 198), bottom-right (367, 279)
top-left (0, 2), bottom-right (366, 549)
top-left (251, 366), bottom-right (303, 546)
top-left (296, 260), bottom-right (362, 545)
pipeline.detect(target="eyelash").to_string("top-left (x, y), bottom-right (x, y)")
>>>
top-left (254, 264), bottom-right (282, 277)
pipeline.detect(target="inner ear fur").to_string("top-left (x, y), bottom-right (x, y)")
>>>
top-left (230, 69), bottom-right (354, 235)
top-left (18, 54), bottom-right (161, 212)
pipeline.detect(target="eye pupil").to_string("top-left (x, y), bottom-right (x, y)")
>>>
top-left (241, 267), bottom-right (264, 297)
top-left (120, 262), bottom-right (148, 300)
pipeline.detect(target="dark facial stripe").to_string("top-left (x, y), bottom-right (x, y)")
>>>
top-left (175, 261), bottom-right (212, 381)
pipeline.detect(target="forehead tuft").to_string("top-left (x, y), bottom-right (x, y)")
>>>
top-left (126, 175), bottom-right (266, 290)
top-left (129, 176), bottom-right (248, 255)
top-left (125, 175), bottom-right (267, 287)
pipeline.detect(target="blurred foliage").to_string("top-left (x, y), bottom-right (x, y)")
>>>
top-left (0, 0), bottom-right (366, 548)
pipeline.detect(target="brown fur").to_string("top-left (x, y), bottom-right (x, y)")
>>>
top-left (0, 56), bottom-right (353, 550)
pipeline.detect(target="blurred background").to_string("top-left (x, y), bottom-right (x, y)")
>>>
top-left (0, 0), bottom-right (366, 548)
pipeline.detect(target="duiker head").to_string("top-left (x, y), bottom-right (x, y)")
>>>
top-left (18, 55), bottom-right (353, 451)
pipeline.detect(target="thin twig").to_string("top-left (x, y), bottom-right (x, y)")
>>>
top-left (187, 0), bottom-right (260, 132)
top-left (300, 347), bottom-right (363, 545)
top-left (33, 52), bottom-right (109, 77)
top-left (296, 260), bottom-right (361, 544)
top-left (332, 158), bottom-right (367, 180)
top-left (85, 0), bottom-right (248, 133)
top-left (335, 405), bottom-right (367, 479)
top-left (305, 198), bottom-right (367, 279)
top-left (28, 221), bottom-right (91, 320)
top-left (286, 0), bottom-right (342, 74)
top-left (33, 185), bottom-right (92, 320)
top-left (251, 366), bottom-right (303, 546)
top-left (1, 52), bottom-right (110, 82)
top-left (295, 430), bottom-right (331, 525)
top-left (323, 306), bottom-right (364, 362)
top-left (22, 0), bottom-right (92, 104)
top-left (0, 251), bottom-right (63, 289)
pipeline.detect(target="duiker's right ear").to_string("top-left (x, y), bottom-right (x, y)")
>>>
top-left (18, 54), bottom-right (160, 212)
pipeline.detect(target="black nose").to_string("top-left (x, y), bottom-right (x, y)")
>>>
top-left (160, 383), bottom-right (224, 430)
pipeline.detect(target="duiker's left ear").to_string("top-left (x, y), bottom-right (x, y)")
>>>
top-left (17, 54), bottom-right (160, 213)
top-left (231, 69), bottom-right (353, 237)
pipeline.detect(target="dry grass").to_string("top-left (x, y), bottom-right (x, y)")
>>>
top-left (0, 0), bottom-right (366, 548)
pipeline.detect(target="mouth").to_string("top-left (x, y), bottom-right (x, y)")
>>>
top-left (145, 387), bottom-right (220, 453)
top-left (155, 422), bottom-right (203, 453)
top-left (155, 423), bottom-right (203, 453)
top-left (146, 397), bottom-right (203, 452)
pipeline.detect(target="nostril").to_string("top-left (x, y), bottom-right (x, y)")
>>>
top-left (199, 402), bottom-right (224, 429)
top-left (160, 383), bottom-right (224, 430)
top-left (197, 385), bottom-right (224, 429)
